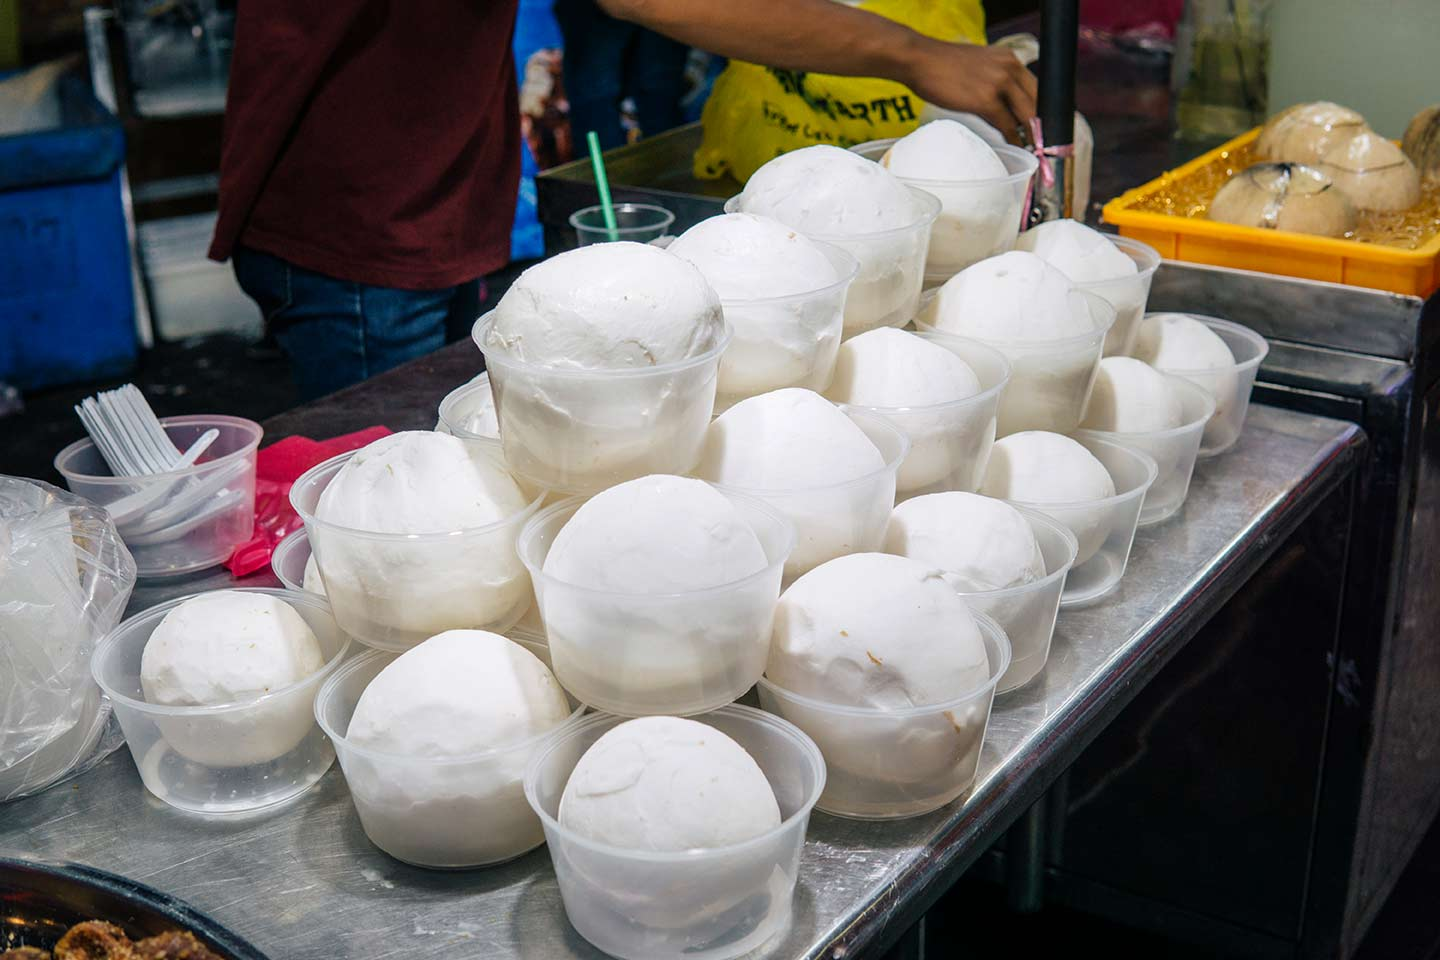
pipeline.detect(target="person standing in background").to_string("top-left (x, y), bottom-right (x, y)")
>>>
top-left (212, 0), bottom-right (1034, 402)
top-left (554, 0), bottom-right (691, 150)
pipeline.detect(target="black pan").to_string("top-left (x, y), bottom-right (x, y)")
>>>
top-left (0, 855), bottom-right (268, 958)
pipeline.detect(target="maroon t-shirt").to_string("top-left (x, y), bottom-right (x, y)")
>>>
top-left (209, 1), bottom-right (521, 290)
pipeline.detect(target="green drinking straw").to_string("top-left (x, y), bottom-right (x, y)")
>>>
top-left (586, 131), bottom-right (619, 242)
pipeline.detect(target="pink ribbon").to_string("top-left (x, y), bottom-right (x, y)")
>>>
top-left (1028, 116), bottom-right (1076, 191)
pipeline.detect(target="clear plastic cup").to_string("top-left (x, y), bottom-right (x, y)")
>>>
top-left (726, 187), bottom-right (941, 339)
top-left (517, 491), bottom-right (794, 717)
top-left (1068, 235), bottom-right (1161, 357)
top-left (315, 640), bottom-right (584, 869)
top-left (849, 140), bottom-right (1038, 287)
top-left (435, 372), bottom-right (499, 440)
top-left (957, 509), bottom-right (1078, 693)
top-left (706, 408), bottom-right (909, 581)
top-left (474, 312), bottom-right (731, 495)
top-left (525, 705), bottom-right (825, 960)
top-left (55, 415), bottom-right (261, 578)
top-left (842, 333), bottom-right (1010, 500)
top-left (570, 203), bottom-right (676, 245)
top-left (290, 447), bottom-right (544, 651)
top-left (1003, 436), bottom-right (1158, 608)
top-left (713, 241), bottom-right (858, 414)
top-left (756, 612), bottom-right (1009, 819)
top-left (91, 588), bottom-right (351, 814)
top-left (270, 528), bottom-right (323, 596)
top-left (1078, 375), bottom-right (1216, 527)
top-left (919, 290), bottom-right (1116, 437)
top-left (1141, 314), bottom-right (1270, 457)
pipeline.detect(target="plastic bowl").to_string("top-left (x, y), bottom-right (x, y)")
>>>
top-left (1002, 436), bottom-right (1158, 608)
top-left (845, 333), bottom-right (1010, 500)
top-left (849, 140), bottom-right (1038, 286)
top-left (1141, 313), bottom-right (1269, 457)
top-left (756, 612), bottom-right (1009, 819)
top-left (270, 528), bottom-right (322, 596)
top-left (1078, 374), bottom-right (1216, 526)
top-left (91, 588), bottom-right (351, 814)
top-left (290, 447), bottom-right (544, 651)
top-left (713, 241), bottom-right (858, 413)
top-left (1068, 235), bottom-right (1161, 357)
top-left (571, 203), bottom-right (676, 246)
top-left (435, 373), bottom-right (499, 441)
top-left (726, 187), bottom-right (941, 339)
top-left (525, 705), bottom-right (824, 960)
top-left (919, 290), bottom-right (1116, 437)
top-left (706, 408), bottom-right (909, 581)
top-left (517, 491), bottom-right (794, 717)
top-left (955, 508), bottom-right (1078, 694)
top-left (315, 639), bottom-right (583, 869)
top-left (55, 415), bottom-right (261, 578)
top-left (473, 312), bottom-right (731, 495)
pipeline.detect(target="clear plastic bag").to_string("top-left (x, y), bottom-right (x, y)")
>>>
top-left (1, 476), bottom-right (136, 802)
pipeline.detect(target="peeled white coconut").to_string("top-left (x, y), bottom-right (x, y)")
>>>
top-left (885, 492), bottom-right (1046, 593)
top-left (1081, 356), bottom-right (1184, 433)
top-left (981, 431), bottom-right (1117, 565)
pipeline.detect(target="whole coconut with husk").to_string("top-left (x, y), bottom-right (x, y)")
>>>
top-left (1256, 102), bottom-right (1369, 166)
top-left (1402, 105), bottom-right (1440, 185)
top-left (1319, 131), bottom-right (1421, 212)
top-left (1210, 163), bottom-right (1357, 237)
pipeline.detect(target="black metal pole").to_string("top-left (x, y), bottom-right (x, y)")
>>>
top-left (1038, 0), bottom-right (1079, 148)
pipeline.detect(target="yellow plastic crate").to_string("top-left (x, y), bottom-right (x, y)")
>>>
top-left (1102, 128), bottom-right (1440, 298)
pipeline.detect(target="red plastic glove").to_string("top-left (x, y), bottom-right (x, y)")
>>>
top-left (226, 426), bottom-right (392, 577)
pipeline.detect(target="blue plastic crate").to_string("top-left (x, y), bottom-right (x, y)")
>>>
top-left (0, 71), bottom-right (135, 390)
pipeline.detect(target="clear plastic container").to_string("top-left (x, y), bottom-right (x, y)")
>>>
top-left (517, 491), bottom-right (794, 717)
top-left (290, 448), bottom-right (544, 651)
top-left (959, 509), bottom-right (1078, 693)
top-left (524, 705), bottom-right (825, 960)
top-left (707, 408), bottom-right (909, 581)
top-left (474, 312), bottom-right (731, 495)
top-left (1069, 235), bottom-right (1161, 357)
top-left (91, 588), bottom-right (351, 814)
top-left (1078, 375), bottom-right (1216, 526)
top-left (1004, 436), bottom-right (1158, 608)
top-left (435, 372), bottom-right (499, 440)
top-left (1142, 314), bottom-right (1270, 457)
top-left (55, 415), bottom-right (261, 578)
top-left (270, 528), bottom-right (321, 595)
top-left (756, 612), bottom-right (1009, 820)
top-left (713, 241), bottom-right (858, 414)
top-left (919, 291), bottom-right (1116, 437)
top-left (846, 333), bottom-right (1010, 500)
top-left (849, 140), bottom-right (1038, 286)
top-left (315, 640), bottom-right (583, 869)
top-left (726, 188), bottom-right (941, 339)
top-left (571, 203), bottom-right (676, 245)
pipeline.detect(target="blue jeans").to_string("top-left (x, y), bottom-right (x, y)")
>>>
top-left (553, 0), bottom-right (691, 151)
top-left (232, 247), bottom-right (480, 401)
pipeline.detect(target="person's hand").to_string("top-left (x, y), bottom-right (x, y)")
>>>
top-left (903, 41), bottom-right (1038, 143)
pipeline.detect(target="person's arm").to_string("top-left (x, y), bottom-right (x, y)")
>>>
top-left (596, 0), bottom-right (1037, 138)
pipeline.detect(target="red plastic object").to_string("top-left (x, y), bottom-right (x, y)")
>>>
top-left (226, 426), bottom-right (391, 577)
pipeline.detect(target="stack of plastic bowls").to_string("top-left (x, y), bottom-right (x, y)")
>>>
top-left (474, 312), bottom-right (732, 495)
top-left (849, 139), bottom-right (1039, 288)
top-left (91, 588), bottom-right (350, 814)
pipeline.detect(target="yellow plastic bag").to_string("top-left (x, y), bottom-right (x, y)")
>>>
top-left (694, 0), bottom-right (987, 184)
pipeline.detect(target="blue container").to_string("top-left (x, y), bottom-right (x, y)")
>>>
top-left (0, 72), bottom-right (135, 390)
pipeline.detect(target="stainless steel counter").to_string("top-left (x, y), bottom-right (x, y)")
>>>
top-left (1, 405), bottom-right (1362, 960)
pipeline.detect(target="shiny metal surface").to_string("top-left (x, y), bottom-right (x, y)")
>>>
top-left (0, 405), bottom-right (1361, 960)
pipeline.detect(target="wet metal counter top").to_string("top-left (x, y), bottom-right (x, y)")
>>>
top-left (1, 380), bottom-right (1363, 958)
